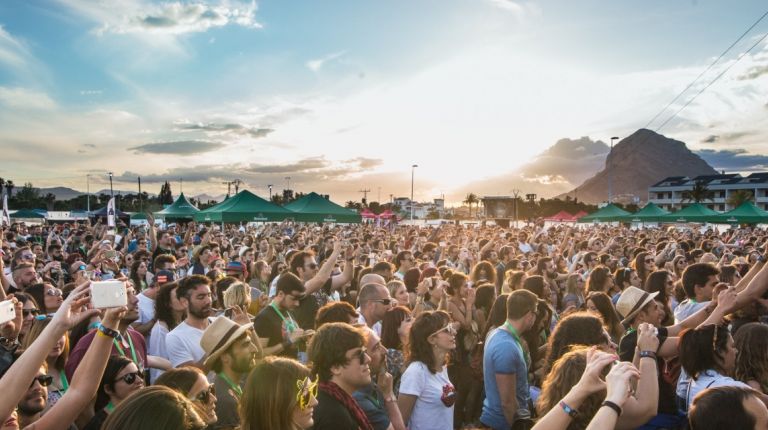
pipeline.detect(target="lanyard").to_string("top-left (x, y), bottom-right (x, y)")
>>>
top-left (270, 303), bottom-right (296, 333)
top-left (218, 372), bottom-right (243, 398)
top-left (503, 322), bottom-right (530, 369)
top-left (105, 402), bottom-right (115, 413)
top-left (113, 333), bottom-right (139, 366)
top-left (59, 370), bottom-right (69, 393)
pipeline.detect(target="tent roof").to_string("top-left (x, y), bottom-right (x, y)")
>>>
top-left (662, 203), bottom-right (721, 223)
top-left (545, 210), bottom-right (575, 221)
top-left (716, 201), bottom-right (768, 224)
top-left (284, 192), bottom-right (361, 223)
top-left (578, 204), bottom-right (630, 223)
top-left (194, 190), bottom-right (293, 222)
top-left (624, 202), bottom-right (670, 222)
top-left (10, 209), bottom-right (46, 218)
top-left (90, 206), bottom-right (130, 218)
top-left (156, 193), bottom-right (200, 219)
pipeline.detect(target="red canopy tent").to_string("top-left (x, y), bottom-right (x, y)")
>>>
top-left (544, 210), bottom-right (575, 222)
top-left (572, 210), bottom-right (588, 220)
top-left (379, 210), bottom-right (396, 219)
top-left (360, 208), bottom-right (377, 219)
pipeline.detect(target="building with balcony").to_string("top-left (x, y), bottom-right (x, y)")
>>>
top-left (648, 172), bottom-right (768, 212)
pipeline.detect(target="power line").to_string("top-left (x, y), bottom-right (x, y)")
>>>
top-left (644, 8), bottom-right (768, 130)
top-left (656, 29), bottom-right (768, 132)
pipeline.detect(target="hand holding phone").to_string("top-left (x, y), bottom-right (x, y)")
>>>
top-left (91, 280), bottom-right (127, 309)
top-left (0, 300), bottom-right (15, 325)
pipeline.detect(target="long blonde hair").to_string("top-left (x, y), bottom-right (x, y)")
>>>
top-left (240, 357), bottom-right (311, 430)
top-left (223, 281), bottom-right (251, 309)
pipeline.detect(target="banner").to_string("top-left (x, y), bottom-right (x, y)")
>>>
top-left (107, 197), bottom-right (116, 228)
top-left (1, 194), bottom-right (9, 226)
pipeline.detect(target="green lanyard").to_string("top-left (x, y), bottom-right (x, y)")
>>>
top-left (218, 372), bottom-right (243, 398)
top-left (113, 333), bottom-right (139, 367)
top-left (270, 303), bottom-right (296, 333)
top-left (625, 327), bottom-right (636, 336)
top-left (105, 402), bottom-right (115, 413)
top-left (59, 370), bottom-right (69, 393)
top-left (503, 322), bottom-right (530, 368)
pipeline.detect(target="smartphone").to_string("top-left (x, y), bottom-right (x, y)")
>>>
top-left (91, 280), bottom-right (127, 308)
top-left (0, 300), bottom-right (15, 325)
top-left (103, 250), bottom-right (117, 259)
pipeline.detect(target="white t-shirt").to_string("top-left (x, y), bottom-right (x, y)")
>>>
top-left (165, 320), bottom-right (206, 368)
top-left (399, 362), bottom-right (454, 430)
top-left (137, 293), bottom-right (155, 324)
top-left (148, 321), bottom-right (170, 383)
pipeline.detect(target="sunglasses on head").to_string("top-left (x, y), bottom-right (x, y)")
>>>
top-left (296, 376), bottom-right (319, 410)
top-left (194, 384), bottom-right (216, 403)
top-left (431, 323), bottom-right (458, 337)
top-left (116, 370), bottom-right (144, 385)
top-left (23, 309), bottom-right (40, 317)
top-left (31, 374), bottom-right (53, 388)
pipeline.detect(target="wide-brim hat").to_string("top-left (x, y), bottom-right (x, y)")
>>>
top-left (616, 286), bottom-right (659, 325)
top-left (200, 316), bottom-right (253, 367)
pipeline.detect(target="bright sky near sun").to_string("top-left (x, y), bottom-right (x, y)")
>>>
top-left (2, 0), bottom-right (768, 204)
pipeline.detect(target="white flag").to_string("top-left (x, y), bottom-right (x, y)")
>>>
top-left (1, 194), bottom-right (9, 226)
top-left (107, 197), bottom-right (116, 227)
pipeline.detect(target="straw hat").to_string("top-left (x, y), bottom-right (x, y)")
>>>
top-left (200, 316), bottom-right (253, 367)
top-left (616, 286), bottom-right (659, 325)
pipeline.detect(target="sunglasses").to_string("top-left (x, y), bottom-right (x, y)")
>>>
top-left (21, 254), bottom-right (35, 260)
top-left (22, 309), bottom-right (40, 318)
top-left (372, 298), bottom-right (393, 306)
top-left (348, 347), bottom-right (368, 365)
top-left (194, 384), bottom-right (216, 403)
top-left (116, 370), bottom-right (144, 385)
top-left (31, 374), bottom-right (53, 388)
top-left (296, 376), bottom-right (319, 410)
top-left (46, 288), bottom-right (63, 297)
top-left (431, 323), bottom-right (458, 337)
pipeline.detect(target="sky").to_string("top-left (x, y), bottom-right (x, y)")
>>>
top-left (2, 0), bottom-right (768, 205)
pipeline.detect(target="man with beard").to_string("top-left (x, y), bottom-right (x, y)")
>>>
top-left (480, 290), bottom-right (538, 430)
top-left (10, 262), bottom-right (40, 294)
top-left (65, 281), bottom-right (147, 378)
top-left (201, 317), bottom-right (261, 430)
top-left (18, 366), bottom-right (52, 428)
top-left (253, 272), bottom-right (311, 359)
top-left (165, 275), bottom-right (214, 368)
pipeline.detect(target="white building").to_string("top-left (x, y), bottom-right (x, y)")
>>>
top-left (648, 172), bottom-right (768, 212)
top-left (393, 197), bottom-right (446, 219)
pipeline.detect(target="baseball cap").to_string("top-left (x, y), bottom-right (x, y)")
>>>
top-left (154, 269), bottom-right (176, 286)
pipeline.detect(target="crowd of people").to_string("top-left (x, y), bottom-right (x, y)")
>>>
top-left (2, 216), bottom-right (768, 430)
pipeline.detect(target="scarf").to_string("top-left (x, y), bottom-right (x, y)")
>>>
top-left (318, 381), bottom-right (374, 430)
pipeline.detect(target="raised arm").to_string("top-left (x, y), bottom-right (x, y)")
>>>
top-left (304, 240), bottom-right (341, 294)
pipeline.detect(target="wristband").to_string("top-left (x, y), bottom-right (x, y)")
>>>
top-left (639, 350), bottom-right (657, 360)
top-left (601, 400), bottom-right (622, 416)
top-left (97, 323), bottom-right (121, 339)
top-left (559, 400), bottom-right (579, 418)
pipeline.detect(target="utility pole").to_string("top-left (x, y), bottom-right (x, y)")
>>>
top-left (359, 188), bottom-right (371, 206)
top-left (285, 176), bottom-right (291, 191)
top-left (268, 184), bottom-right (273, 200)
top-left (511, 188), bottom-right (520, 228)
top-left (232, 179), bottom-right (243, 194)
top-left (138, 176), bottom-right (142, 212)
top-left (222, 181), bottom-right (233, 197)
top-left (86, 174), bottom-right (90, 212)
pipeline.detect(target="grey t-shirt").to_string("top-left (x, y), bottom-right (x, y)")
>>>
top-left (212, 374), bottom-right (241, 430)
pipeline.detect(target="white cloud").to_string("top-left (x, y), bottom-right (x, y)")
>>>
top-left (306, 51), bottom-right (347, 72)
top-left (0, 26), bottom-right (30, 70)
top-left (487, 0), bottom-right (524, 13)
top-left (0, 87), bottom-right (56, 110)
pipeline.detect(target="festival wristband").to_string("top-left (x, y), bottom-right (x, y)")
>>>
top-left (559, 400), bottom-right (579, 419)
top-left (601, 400), bottom-right (622, 416)
top-left (639, 350), bottom-right (657, 360)
top-left (97, 324), bottom-right (121, 339)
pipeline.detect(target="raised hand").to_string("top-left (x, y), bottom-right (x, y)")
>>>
top-left (604, 361), bottom-right (640, 407)
top-left (50, 282), bottom-right (100, 331)
top-left (573, 347), bottom-right (617, 395)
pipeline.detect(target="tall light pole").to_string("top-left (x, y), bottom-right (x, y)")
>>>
top-left (609, 136), bottom-right (619, 203)
top-left (511, 188), bottom-right (520, 228)
top-left (268, 184), bottom-right (273, 200)
top-left (86, 174), bottom-right (90, 212)
top-left (410, 164), bottom-right (418, 221)
top-left (108, 172), bottom-right (114, 199)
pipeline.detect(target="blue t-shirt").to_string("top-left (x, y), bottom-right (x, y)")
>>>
top-left (353, 383), bottom-right (390, 430)
top-left (481, 327), bottom-right (530, 430)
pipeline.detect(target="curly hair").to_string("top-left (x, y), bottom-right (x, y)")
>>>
top-left (470, 261), bottom-right (496, 286)
top-left (544, 312), bottom-right (607, 373)
top-left (406, 310), bottom-right (451, 374)
top-left (307, 323), bottom-right (365, 382)
top-left (537, 346), bottom-right (605, 430)
top-left (734, 323), bottom-right (768, 391)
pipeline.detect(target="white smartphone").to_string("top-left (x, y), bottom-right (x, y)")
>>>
top-left (0, 300), bottom-right (15, 325)
top-left (91, 280), bottom-right (128, 309)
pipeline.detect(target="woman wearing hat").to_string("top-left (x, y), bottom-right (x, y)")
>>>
top-left (616, 285), bottom-right (737, 427)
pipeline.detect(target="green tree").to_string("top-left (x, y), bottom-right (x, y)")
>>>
top-left (727, 189), bottom-right (754, 207)
top-left (682, 181), bottom-right (713, 204)
top-left (158, 181), bottom-right (174, 205)
top-left (463, 193), bottom-right (479, 218)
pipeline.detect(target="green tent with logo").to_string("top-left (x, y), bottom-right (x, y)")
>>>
top-left (155, 193), bottom-right (200, 221)
top-left (284, 192), bottom-right (362, 223)
top-left (662, 203), bottom-right (721, 223)
top-left (193, 190), bottom-right (293, 223)
top-left (622, 202), bottom-right (670, 223)
top-left (10, 209), bottom-right (46, 219)
top-left (578, 204), bottom-right (630, 223)
top-left (714, 202), bottom-right (768, 224)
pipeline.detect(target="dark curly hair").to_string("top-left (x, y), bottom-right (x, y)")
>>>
top-left (307, 323), bottom-right (365, 382)
top-left (406, 310), bottom-right (451, 374)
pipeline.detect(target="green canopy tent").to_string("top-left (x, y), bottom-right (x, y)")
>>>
top-left (193, 190), bottom-right (293, 223)
top-left (10, 209), bottom-right (46, 219)
top-left (155, 193), bottom-right (200, 221)
top-left (714, 202), bottom-right (768, 225)
top-left (662, 203), bottom-right (721, 223)
top-left (622, 202), bottom-right (670, 223)
top-left (577, 204), bottom-right (630, 223)
top-left (284, 192), bottom-right (362, 223)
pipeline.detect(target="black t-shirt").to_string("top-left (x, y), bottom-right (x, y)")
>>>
top-left (293, 277), bottom-right (333, 329)
top-left (619, 326), bottom-right (677, 414)
top-left (313, 390), bottom-right (359, 430)
top-left (252, 305), bottom-right (298, 358)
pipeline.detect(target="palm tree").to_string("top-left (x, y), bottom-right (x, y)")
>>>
top-left (682, 180), bottom-right (712, 204)
top-left (464, 193), bottom-right (479, 218)
top-left (727, 189), bottom-right (754, 208)
top-left (5, 180), bottom-right (14, 198)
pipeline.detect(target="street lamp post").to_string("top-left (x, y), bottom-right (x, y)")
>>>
top-left (268, 184), bottom-right (273, 201)
top-left (609, 136), bottom-right (619, 203)
top-left (108, 172), bottom-right (114, 199)
top-left (511, 189), bottom-right (520, 228)
top-left (86, 174), bottom-right (90, 212)
top-left (410, 164), bottom-right (418, 221)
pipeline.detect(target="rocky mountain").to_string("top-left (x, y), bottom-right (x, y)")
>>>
top-left (558, 128), bottom-right (718, 204)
